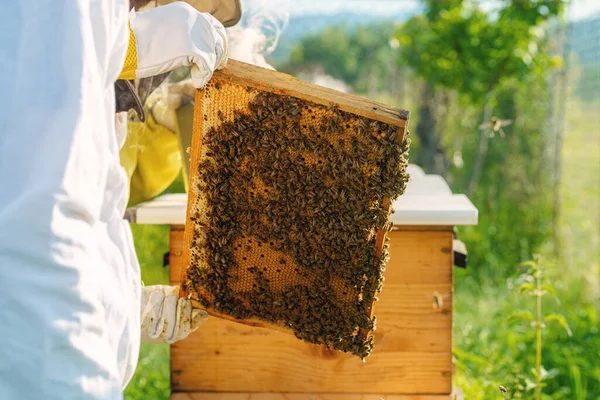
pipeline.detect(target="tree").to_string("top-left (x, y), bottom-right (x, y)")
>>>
top-left (396, 0), bottom-right (564, 175)
top-left (395, 0), bottom-right (565, 278)
top-left (282, 23), bottom-right (399, 96)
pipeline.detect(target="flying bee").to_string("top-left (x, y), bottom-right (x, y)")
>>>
top-left (479, 116), bottom-right (513, 138)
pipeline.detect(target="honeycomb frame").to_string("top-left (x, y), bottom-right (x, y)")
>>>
top-left (181, 60), bottom-right (410, 358)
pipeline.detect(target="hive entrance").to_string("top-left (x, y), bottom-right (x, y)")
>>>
top-left (182, 60), bottom-right (410, 358)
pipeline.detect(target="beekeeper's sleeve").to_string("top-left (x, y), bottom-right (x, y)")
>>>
top-left (0, 1), bottom-right (135, 399)
top-left (119, 2), bottom-right (229, 88)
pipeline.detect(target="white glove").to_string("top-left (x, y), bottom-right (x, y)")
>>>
top-left (166, 79), bottom-right (196, 110)
top-left (140, 285), bottom-right (208, 344)
top-left (130, 2), bottom-right (229, 88)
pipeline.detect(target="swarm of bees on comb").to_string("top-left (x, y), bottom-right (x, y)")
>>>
top-left (181, 62), bottom-right (410, 359)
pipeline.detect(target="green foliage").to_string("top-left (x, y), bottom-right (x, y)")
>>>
top-left (288, 26), bottom-right (356, 82)
top-left (509, 256), bottom-right (572, 399)
top-left (389, 1), bottom-right (563, 281)
top-left (455, 272), bottom-right (600, 400)
top-left (545, 314), bottom-right (572, 336)
top-left (454, 97), bottom-right (600, 399)
top-left (282, 22), bottom-right (399, 93)
top-left (453, 72), bottom-right (553, 280)
top-left (396, 0), bottom-right (564, 103)
top-left (574, 64), bottom-right (600, 101)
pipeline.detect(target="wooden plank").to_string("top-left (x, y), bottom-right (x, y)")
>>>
top-left (377, 328), bottom-right (451, 352)
top-left (171, 230), bottom-right (453, 394)
top-left (172, 393), bottom-right (453, 400)
top-left (392, 226), bottom-right (454, 232)
top-left (172, 230), bottom-right (453, 327)
top-left (179, 90), bottom-right (206, 296)
top-left (215, 60), bottom-right (409, 130)
top-left (172, 341), bottom-right (451, 393)
top-left (176, 103), bottom-right (195, 192)
top-left (170, 226), bottom-right (185, 286)
top-left (373, 284), bottom-right (452, 329)
top-left (385, 230), bottom-right (453, 285)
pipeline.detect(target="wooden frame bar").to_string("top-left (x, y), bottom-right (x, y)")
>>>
top-left (213, 60), bottom-right (409, 129)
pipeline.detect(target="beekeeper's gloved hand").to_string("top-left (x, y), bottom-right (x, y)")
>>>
top-left (166, 79), bottom-right (196, 111)
top-left (141, 285), bottom-right (208, 344)
top-left (119, 2), bottom-right (228, 88)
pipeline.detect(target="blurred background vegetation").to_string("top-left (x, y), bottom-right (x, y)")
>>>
top-left (126, 0), bottom-right (600, 398)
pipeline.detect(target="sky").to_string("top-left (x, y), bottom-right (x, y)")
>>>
top-left (280, 0), bottom-right (600, 21)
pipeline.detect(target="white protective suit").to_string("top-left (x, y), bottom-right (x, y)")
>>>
top-left (0, 1), bottom-right (226, 399)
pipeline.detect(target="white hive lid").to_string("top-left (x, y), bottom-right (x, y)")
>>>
top-left (125, 193), bottom-right (188, 225)
top-left (390, 164), bottom-right (478, 226)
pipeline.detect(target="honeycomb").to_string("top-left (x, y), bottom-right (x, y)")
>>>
top-left (181, 63), bottom-right (410, 358)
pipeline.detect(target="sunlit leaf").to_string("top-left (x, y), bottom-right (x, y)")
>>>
top-left (453, 347), bottom-right (490, 366)
top-left (519, 282), bottom-right (535, 294)
top-left (506, 310), bottom-right (534, 322)
top-left (540, 284), bottom-right (556, 296)
top-left (540, 284), bottom-right (560, 303)
top-left (519, 260), bottom-right (537, 269)
top-left (545, 314), bottom-right (573, 336)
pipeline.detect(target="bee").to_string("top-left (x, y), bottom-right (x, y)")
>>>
top-left (358, 118), bottom-right (370, 131)
top-left (479, 116), bottom-right (513, 138)
top-left (433, 291), bottom-right (451, 310)
top-left (326, 102), bottom-right (339, 112)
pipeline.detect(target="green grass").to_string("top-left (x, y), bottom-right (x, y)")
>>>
top-left (558, 98), bottom-right (600, 301)
top-left (124, 342), bottom-right (170, 400)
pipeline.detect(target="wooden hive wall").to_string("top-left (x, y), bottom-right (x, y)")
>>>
top-left (170, 226), bottom-right (454, 397)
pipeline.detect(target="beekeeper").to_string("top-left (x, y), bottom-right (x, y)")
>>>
top-left (0, 1), bottom-right (227, 398)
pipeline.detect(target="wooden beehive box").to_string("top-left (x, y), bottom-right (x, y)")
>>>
top-left (179, 60), bottom-right (410, 359)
